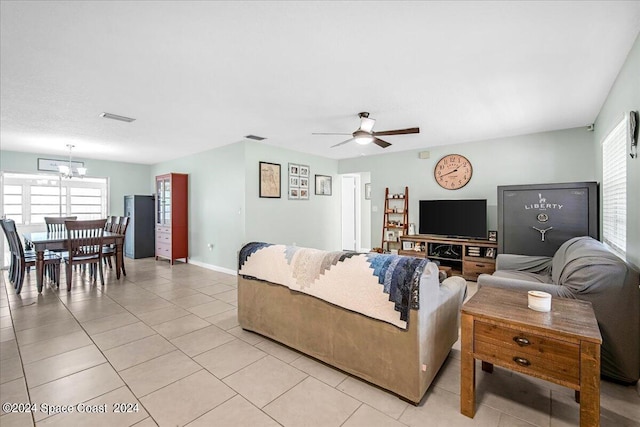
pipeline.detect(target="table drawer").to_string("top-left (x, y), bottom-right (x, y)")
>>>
top-left (156, 226), bottom-right (171, 234)
top-left (474, 321), bottom-right (580, 385)
top-left (463, 260), bottom-right (494, 278)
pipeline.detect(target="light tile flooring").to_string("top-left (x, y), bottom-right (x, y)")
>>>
top-left (1, 258), bottom-right (638, 426)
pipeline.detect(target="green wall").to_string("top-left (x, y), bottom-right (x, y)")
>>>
top-left (243, 141), bottom-right (341, 251)
top-left (339, 127), bottom-right (596, 248)
top-left (150, 142), bottom-right (247, 273)
top-left (0, 150), bottom-right (151, 216)
top-left (594, 32), bottom-right (640, 268)
top-left (150, 140), bottom-right (341, 272)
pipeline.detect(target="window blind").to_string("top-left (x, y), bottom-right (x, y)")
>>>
top-left (602, 116), bottom-right (627, 257)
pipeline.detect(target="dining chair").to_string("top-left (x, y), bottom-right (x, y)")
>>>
top-left (1, 219), bottom-right (18, 284)
top-left (103, 216), bottom-right (129, 276)
top-left (63, 219), bottom-right (107, 291)
top-left (104, 216), bottom-right (118, 233)
top-left (0, 218), bottom-right (18, 284)
top-left (2, 219), bottom-right (61, 293)
top-left (44, 216), bottom-right (77, 278)
top-left (44, 216), bottom-right (78, 232)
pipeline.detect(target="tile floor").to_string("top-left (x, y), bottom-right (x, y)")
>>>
top-left (1, 258), bottom-right (638, 426)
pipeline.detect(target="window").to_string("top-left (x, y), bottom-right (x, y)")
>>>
top-left (1, 172), bottom-right (109, 225)
top-left (602, 116), bottom-right (628, 257)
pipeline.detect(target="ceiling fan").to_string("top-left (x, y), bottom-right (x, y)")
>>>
top-left (312, 112), bottom-right (419, 148)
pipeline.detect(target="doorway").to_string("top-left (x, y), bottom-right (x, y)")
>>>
top-left (341, 175), bottom-right (358, 250)
top-left (341, 173), bottom-right (373, 251)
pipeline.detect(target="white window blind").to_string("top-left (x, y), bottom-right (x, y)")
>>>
top-left (602, 116), bottom-right (627, 257)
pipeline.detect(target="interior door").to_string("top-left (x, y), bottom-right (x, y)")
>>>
top-left (341, 176), bottom-right (357, 251)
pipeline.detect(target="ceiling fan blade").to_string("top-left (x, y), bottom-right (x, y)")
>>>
top-left (331, 138), bottom-right (355, 148)
top-left (312, 132), bottom-right (352, 135)
top-left (372, 137), bottom-right (392, 148)
top-left (359, 117), bottom-right (376, 133)
top-left (373, 127), bottom-right (420, 136)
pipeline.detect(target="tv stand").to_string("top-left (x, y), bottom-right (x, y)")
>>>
top-left (398, 235), bottom-right (497, 280)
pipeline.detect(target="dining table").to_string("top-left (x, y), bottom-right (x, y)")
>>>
top-left (23, 230), bottom-right (125, 292)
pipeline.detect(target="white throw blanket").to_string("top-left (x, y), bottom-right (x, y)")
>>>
top-left (239, 243), bottom-right (428, 329)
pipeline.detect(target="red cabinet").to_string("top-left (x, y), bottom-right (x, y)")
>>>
top-left (155, 173), bottom-right (188, 264)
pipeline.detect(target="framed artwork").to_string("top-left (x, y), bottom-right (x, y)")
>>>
top-left (289, 163), bottom-right (310, 200)
top-left (488, 230), bottom-right (497, 242)
top-left (365, 183), bottom-right (371, 200)
top-left (315, 175), bottom-right (332, 196)
top-left (402, 241), bottom-right (414, 250)
top-left (259, 162), bottom-right (281, 198)
top-left (38, 158), bottom-right (84, 173)
top-left (485, 248), bottom-right (496, 258)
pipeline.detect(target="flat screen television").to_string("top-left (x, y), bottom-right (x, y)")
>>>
top-left (419, 199), bottom-right (487, 239)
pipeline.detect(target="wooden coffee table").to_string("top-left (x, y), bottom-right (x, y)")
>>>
top-left (460, 287), bottom-right (602, 426)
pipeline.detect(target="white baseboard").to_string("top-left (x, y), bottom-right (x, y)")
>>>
top-left (187, 258), bottom-right (237, 276)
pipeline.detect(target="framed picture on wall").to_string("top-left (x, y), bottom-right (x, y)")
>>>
top-left (315, 175), bottom-right (332, 195)
top-left (289, 163), bottom-right (310, 200)
top-left (259, 162), bottom-right (281, 198)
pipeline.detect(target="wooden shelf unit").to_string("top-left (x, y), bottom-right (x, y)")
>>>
top-left (398, 234), bottom-right (497, 280)
top-left (382, 187), bottom-right (409, 252)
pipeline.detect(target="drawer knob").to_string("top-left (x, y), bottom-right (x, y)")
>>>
top-left (513, 357), bottom-right (531, 367)
top-left (513, 336), bottom-right (531, 347)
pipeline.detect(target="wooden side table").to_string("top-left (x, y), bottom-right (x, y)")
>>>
top-left (460, 287), bottom-right (602, 426)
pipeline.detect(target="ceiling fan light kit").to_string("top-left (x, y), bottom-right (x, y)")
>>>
top-left (313, 112), bottom-right (419, 150)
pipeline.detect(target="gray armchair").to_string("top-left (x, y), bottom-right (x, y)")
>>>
top-left (478, 236), bottom-right (640, 384)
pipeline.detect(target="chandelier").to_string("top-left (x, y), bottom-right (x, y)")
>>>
top-left (58, 144), bottom-right (87, 178)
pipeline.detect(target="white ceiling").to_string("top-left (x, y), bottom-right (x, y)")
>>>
top-left (1, 1), bottom-right (639, 164)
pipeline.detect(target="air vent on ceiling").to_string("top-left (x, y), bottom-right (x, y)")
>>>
top-left (245, 135), bottom-right (266, 141)
top-left (100, 112), bottom-right (136, 122)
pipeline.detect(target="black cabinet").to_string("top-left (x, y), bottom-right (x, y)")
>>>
top-left (124, 195), bottom-right (155, 259)
top-left (497, 182), bottom-right (598, 257)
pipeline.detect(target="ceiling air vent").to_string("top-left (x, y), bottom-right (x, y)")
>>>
top-left (245, 135), bottom-right (266, 141)
top-left (100, 112), bottom-right (136, 122)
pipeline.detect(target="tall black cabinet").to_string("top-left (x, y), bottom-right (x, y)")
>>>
top-left (124, 195), bottom-right (155, 259)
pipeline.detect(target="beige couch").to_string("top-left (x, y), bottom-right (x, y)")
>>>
top-left (238, 246), bottom-right (467, 404)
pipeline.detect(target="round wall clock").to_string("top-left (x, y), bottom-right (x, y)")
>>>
top-left (434, 154), bottom-right (473, 190)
